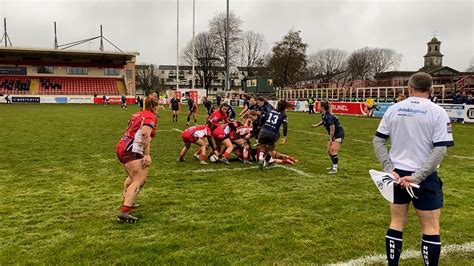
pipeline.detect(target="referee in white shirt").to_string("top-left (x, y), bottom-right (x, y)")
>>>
top-left (373, 72), bottom-right (454, 266)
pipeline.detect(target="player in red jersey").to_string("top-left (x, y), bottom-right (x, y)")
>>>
top-left (178, 125), bottom-right (215, 164)
top-left (231, 111), bottom-right (259, 163)
top-left (116, 97), bottom-right (159, 223)
top-left (212, 121), bottom-right (242, 164)
top-left (207, 103), bottom-right (230, 131)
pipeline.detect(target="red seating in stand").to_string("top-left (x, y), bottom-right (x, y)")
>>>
top-left (0, 75), bottom-right (122, 95)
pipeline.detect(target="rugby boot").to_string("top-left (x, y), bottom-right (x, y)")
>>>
top-left (328, 168), bottom-right (338, 175)
top-left (117, 212), bottom-right (139, 223)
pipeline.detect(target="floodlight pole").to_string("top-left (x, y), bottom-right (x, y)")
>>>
top-left (225, 0), bottom-right (230, 91)
top-left (176, 0), bottom-right (179, 91)
top-left (191, 0), bottom-right (196, 90)
top-left (99, 25), bottom-right (104, 51)
top-left (54, 21), bottom-right (58, 49)
top-left (2, 17), bottom-right (13, 47)
top-left (3, 17), bottom-right (6, 47)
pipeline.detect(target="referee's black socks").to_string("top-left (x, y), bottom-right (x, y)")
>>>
top-left (386, 228), bottom-right (403, 266)
top-left (421, 234), bottom-right (441, 266)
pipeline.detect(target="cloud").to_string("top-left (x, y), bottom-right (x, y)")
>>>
top-left (1, 0), bottom-right (472, 71)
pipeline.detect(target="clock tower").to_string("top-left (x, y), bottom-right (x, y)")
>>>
top-left (422, 37), bottom-right (443, 71)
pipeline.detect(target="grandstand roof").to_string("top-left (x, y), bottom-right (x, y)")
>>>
top-left (0, 47), bottom-right (139, 61)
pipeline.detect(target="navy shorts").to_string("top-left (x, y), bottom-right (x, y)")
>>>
top-left (393, 169), bottom-right (443, 211)
top-left (258, 130), bottom-right (278, 145)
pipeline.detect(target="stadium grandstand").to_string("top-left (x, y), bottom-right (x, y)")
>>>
top-left (0, 47), bottom-right (138, 96)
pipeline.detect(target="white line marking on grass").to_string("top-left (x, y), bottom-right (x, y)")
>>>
top-left (163, 166), bottom-right (258, 175)
top-left (293, 129), bottom-right (372, 144)
top-left (450, 155), bottom-right (474, 160)
top-left (173, 128), bottom-right (183, 133)
top-left (330, 241), bottom-right (474, 266)
top-left (273, 164), bottom-right (313, 177)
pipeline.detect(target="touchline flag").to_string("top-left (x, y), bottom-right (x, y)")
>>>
top-left (369, 169), bottom-right (420, 203)
top-left (369, 170), bottom-right (397, 203)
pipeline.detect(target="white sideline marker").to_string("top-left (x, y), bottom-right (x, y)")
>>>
top-left (330, 241), bottom-right (474, 266)
top-left (173, 128), bottom-right (183, 133)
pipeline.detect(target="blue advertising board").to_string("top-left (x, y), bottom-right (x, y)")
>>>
top-left (373, 103), bottom-right (393, 117)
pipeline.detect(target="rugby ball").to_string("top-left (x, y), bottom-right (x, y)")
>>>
top-left (210, 154), bottom-right (219, 163)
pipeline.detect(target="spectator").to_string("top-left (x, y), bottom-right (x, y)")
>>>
top-left (466, 94), bottom-right (474, 105)
top-left (5, 94), bottom-right (11, 104)
top-left (429, 91), bottom-right (438, 103)
top-left (452, 92), bottom-right (461, 104)
top-left (396, 94), bottom-right (406, 103)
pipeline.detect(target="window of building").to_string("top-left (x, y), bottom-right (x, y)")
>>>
top-left (37, 66), bottom-right (54, 74)
top-left (104, 68), bottom-right (120, 76)
top-left (435, 46), bottom-right (438, 51)
top-left (267, 79), bottom-right (273, 86)
top-left (66, 67), bottom-right (88, 75)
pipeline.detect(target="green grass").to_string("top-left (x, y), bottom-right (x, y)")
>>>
top-left (0, 104), bottom-right (473, 264)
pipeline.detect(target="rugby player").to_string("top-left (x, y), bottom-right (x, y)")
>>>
top-left (311, 101), bottom-right (345, 174)
top-left (170, 95), bottom-right (180, 123)
top-left (115, 97), bottom-right (159, 223)
top-left (185, 94), bottom-right (198, 126)
top-left (207, 103), bottom-right (230, 131)
top-left (373, 72), bottom-right (454, 266)
top-left (212, 121), bottom-right (245, 164)
top-left (120, 95), bottom-right (127, 110)
top-left (178, 125), bottom-right (215, 164)
top-left (257, 100), bottom-right (290, 169)
top-left (202, 96), bottom-right (215, 119)
top-left (239, 95), bottom-right (251, 117)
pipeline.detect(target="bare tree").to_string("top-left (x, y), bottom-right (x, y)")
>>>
top-left (370, 48), bottom-right (402, 76)
top-left (307, 49), bottom-right (348, 83)
top-left (467, 57), bottom-right (474, 72)
top-left (208, 11), bottom-right (243, 69)
top-left (239, 30), bottom-right (267, 77)
top-left (347, 47), bottom-right (401, 80)
top-left (267, 30), bottom-right (307, 87)
top-left (346, 47), bottom-right (373, 80)
top-left (136, 64), bottom-right (159, 94)
top-left (183, 32), bottom-right (220, 95)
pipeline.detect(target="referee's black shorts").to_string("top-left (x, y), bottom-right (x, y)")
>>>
top-left (393, 169), bottom-right (443, 210)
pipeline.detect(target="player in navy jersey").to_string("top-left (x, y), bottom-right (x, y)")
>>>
top-left (170, 96), bottom-right (180, 123)
top-left (185, 94), bottom-right (198, 126)
top-left (257, 100), bottom-right (290, 169)
top-left (311, 101), bottom-right (345, 174)
top-left (226, 103), bottom-right (236, 120)
top-left (239, 95), bottom-right (251, 117)
top-left (202, 96), bottom-right (215, 119)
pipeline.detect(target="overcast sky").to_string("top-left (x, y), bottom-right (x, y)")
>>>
top-left (1, 0), bottom-right (473, 71)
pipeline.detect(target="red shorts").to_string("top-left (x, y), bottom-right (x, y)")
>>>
top-left (116, 139), bottom-right (143, 164)
top-left (182, 131), bottom-right (197, 143)
top-left (212, 129), bottom-right (227, 142)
